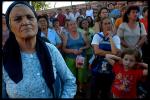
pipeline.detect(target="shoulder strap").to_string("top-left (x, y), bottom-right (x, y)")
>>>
top-left (139, 22), bottom-right (142, 36)
top-left (97, 32), bottom-right (113, 41)
top-left (97, 32), bottom-right (105, 40)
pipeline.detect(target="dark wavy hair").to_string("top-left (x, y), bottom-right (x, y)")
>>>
top-left (3, 1), bottom-right (55, 96)
top-left (79, 18), bottom-right (89, 29)
top-left (123, 5), bottom-right (140, 23)
top-left (96, 7), bottom-right (108, 22)
top-left (86, 16), bottom-right (94, 27)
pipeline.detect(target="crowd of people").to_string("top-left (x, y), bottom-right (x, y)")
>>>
top-left (2, 1), bottom-right (149, 99)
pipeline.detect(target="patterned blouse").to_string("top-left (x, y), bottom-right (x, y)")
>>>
top-left (3, 43), bottom-right (77, 98)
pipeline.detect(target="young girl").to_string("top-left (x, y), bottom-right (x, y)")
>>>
top-left (105, 48), bottom-right (148, 98)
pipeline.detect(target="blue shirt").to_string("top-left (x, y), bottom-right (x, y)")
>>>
top-left (41, 28), bottom-right (62, 46)
top-left (66, 32), bottom-right (85, 58)
top-left (3, 43), bottom-right (77, 98)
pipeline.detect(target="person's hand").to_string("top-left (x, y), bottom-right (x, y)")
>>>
top-left (73, 49), bottom-right (81, 55)
top-left (78, 48), bottom-right (83, 54)
top-left (137, 62), bottom-right (148, 68)
top-left (127, 44), bottom-right (135, 49)
top-left (107, 31), bottom-right (113, 38)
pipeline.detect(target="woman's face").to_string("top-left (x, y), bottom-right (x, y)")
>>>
top-left (86, 5), bottom-right (91, 10)
top-left (77, 17), bottom-right (83, 25)
top-left (68, 21), bottom-right (77, 32)
top-left (54, 21), bottom-right (60, 28)
top-left (100, 9), bottom-right (108, 18)
top-left (122, 54), bottom-right (136, 69)
top-left (38, 18), bottom-right (48, 30)
top-left (102, 18), bottom-right (112, 32)
top-left (81, 20), bottom-right (89, 29)
top-left (87, 17), bottom-right (92, 23)
top-left (9, 5), bottom-right (38, 39)
top-left (128, 10), bottom-right (138, 21)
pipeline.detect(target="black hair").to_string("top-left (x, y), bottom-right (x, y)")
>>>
top-left (86, 16), bottom-right (94, 27)
top-left (3, 1), bottom-right (55, 97)
top-left (123, 5), bottom-right (140, 23)
top-left (37, 15), bottom-right (49, 28)
top-left (96, 7), bottom-right (108, 22)
top-left (76, 16), bottom-right (83, 22)
top-left (107, 3), bottom-right (114, 7)
top-left (52, 18), bottom-right (59, 26)
top-left (79, 18), bottom-right (89, 29)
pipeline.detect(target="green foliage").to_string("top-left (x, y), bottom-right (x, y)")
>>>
top-left (31, 1), bottom-right (49, 11)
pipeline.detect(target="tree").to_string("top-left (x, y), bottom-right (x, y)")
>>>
top-left (31, 1), bottom-right (49, 11)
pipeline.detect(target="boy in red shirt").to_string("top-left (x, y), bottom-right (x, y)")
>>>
top-left (105, 48), bottom-right (148, 98)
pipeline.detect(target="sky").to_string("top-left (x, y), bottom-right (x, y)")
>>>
top-left (2, 1), bottom-right (87, 14)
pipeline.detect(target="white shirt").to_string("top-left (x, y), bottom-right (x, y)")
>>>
top-left (64, 13), bottom-right (70, 20)
top-left (117, 22), bottom-right (147, 48)
top-left (69, 12), bottom-right (80, 21)
top-left (86, 9), bottom-right (94, 20)
top-left (91, 32), bottom-right (121, 49)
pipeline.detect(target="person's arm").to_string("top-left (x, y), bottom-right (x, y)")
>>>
top-left (2, 80), bottom-right (9, 98)
top-left (2, 67), bottom-right (9, 98)
top-left (105, 54), bottom-right (122, 66)
top-left (136, 23), bottom-right (147, 49)
top-left (91, 34), bottom-right (112, 56)
top-left (109, 33), bottom-right (118, 55)
top-left (136, 35), bottom-right (147, 49)
top-left (48, 44), bottom-right (77, 98)
top-left (55, 30), bottom-right (62, 47)
top-left (117, 23), bottom-right (130, 48)
top-left (93, 34), bottom-right (118, 56)
top-left (93, 44), bottom-right (112, 56)
top-left (79, 32), bottom-right (90, 50)
top-left (138, 62), bottom-right (148, 76)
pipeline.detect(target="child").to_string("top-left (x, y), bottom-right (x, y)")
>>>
top-left (105, 48), bottom-right (148, 98)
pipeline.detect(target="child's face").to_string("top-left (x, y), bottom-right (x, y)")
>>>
top-left (122, 54), bottom-right (136, 69)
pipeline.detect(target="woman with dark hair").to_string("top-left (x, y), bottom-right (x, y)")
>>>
top-left (91, 17), bottom-right (121, 99)
top-left (117, 5), bottom-right (147, 54)
top-left (2, 1), bottom-right (77, 98)
top-left (86, 16), bottom-right (94, 28)
top-left (93, 7), bottom-right (109, 34)
top-left (38, 15), bottom-right (62, 49)
top-left (76, 16), bottom-right (84, 27)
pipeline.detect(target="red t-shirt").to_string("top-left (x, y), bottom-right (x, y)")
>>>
top-left (57, 14), bottom-right (66, 26)
top-left (111, 62), bottom-right (143, 98)
top-left (140, 18), bottom-right (148, 33)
